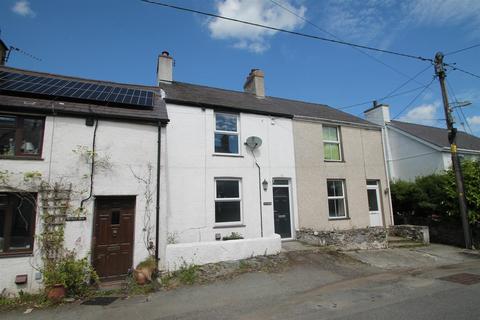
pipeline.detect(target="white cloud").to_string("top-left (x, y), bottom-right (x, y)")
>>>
top-left (12, 0), bottom-right (36, 17)
top-left (399, 102), bottom-right (441, 125)
top-left (467, 115), bottom-right (480, 132)
top-left (208, 0), bottom-right (306, 53)
top-left (316, 0), bottom-right (480, 47)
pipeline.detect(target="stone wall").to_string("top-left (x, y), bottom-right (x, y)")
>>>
top-left (296, 227), bottom-right (388, 250)
top-left (388, 225), bottom-right (430, 244)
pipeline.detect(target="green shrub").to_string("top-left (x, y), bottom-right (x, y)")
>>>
top-left (43, 251), bottom-right (99, 297)
top-left (177, 263), bottom-right (198, 285)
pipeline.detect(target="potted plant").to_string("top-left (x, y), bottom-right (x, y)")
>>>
top-left (42, 266), bottom-right (67, 300)
top-left (134, 256), bottom-right (157, 284)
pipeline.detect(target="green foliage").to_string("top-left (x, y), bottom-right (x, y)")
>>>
top-left (0, 291), bottom-right (51, 311)
top-left (43, 251), bottom-right (99, 297)
top-left (137, 256), bottom-right (157, 270)
top-left (177, 263), bottom-right (199, 285)
top-left (391, 160), bottom-right (480, 224)
top-left (222, 232), bottom-right (244, 240)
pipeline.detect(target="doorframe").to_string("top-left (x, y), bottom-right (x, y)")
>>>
top-left (272, 178), bottom-right (295, 241)
top-left (366, 180), bottom-right (384, 227)
top-left (91, 195), bottom-right (137, 281)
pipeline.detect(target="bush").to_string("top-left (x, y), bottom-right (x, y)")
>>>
top-left (391, 159), bottom-right (480, 224)
top-left (43, 251), bottom-right (99, 297)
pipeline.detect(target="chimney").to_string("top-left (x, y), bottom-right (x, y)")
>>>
top-left (0, 39), bottom-right (8, 66)
top-left (243, 69), bottom-right (265, 98)
top-left (157, 51), bottom-right (173, 84)
top-left (364, 101), bottom-right (390, 126)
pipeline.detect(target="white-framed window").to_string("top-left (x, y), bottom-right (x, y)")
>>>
top-left (327, 179), bottom-right (347, 218)
top-left (215, 178), bottom-right (242, 224)
top-left (214, 112), bottom-right (240, 155)
top-left (323, 125), bottom-right (342, 161)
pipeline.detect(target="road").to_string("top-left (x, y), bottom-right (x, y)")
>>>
top-left (3, 244), bottom-right (480, 320)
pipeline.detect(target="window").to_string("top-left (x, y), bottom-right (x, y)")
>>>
top-left (0, 115), bottom-right (44, 158)
top-left (215, 179), bottom-right (242, 224)
top-left (0, 193), bottom-right (36, 255)
top-left (323, 126), bottom-right (342, 161)
top-left (327, 180), bottom-right (347, 218)
top-left (215, 113), bottom-right (239, 154)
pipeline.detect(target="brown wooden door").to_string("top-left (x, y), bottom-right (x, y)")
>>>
top-left (93, 196), bottom-right (135, 280)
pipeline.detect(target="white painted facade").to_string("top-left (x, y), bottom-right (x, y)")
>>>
top-left (0, 115), bottom-right (160, 294)
top-left (159, 103), bottom-right (297, 268)
top-left (365, 105), bottom-right (480, 181)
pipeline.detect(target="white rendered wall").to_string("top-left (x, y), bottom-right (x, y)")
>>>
top-left (164, 234), bottom-right (281, 270)
top-left (0, 116), bottom-right (159, 294)
top-left (386, 127), bottom-right (446, 181)
top-left (161, 104), bottom-right (297, 268)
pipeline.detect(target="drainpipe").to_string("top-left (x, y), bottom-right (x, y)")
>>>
top-left (381, 126), bottom-right (395, 227)
top-left (255, 161), bottom-right (264, 238)
top-left (80, 119), bottom-right (98, 209)
top-left (155, 123), bottom-right (161, 267)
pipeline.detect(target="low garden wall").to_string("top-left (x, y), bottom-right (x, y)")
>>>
top-left (296, 227), bottom-right (388, 250)
top-left (164, 234), bottom-right (282, 271)
top-left (388, 225), bottom-right (430, 244)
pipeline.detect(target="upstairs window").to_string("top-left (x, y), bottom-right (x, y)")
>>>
top-left (215, 113), bottom-right (239, 155)
top-left (0, 115), bottom-right (44, 158)
top-left (327, 180), bottom-right (347, 218)
top-left (0, 193), bottom-right (36, 255)
top-left (215, 179), bottom-right (242, 224)
top-left (323, 126), bottom-right (342, 161)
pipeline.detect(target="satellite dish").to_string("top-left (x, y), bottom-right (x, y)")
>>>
top-left (245, 136), bottom-right (262, 150)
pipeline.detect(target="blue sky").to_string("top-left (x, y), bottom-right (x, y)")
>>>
top-left (1, 0), bottom-right (479, 135)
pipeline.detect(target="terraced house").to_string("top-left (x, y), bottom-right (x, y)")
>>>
top-left (0, 52), bottom-right (393, 294)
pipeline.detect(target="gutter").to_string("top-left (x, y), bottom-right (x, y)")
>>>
top-left (293, 115), bottom-right (381, 130)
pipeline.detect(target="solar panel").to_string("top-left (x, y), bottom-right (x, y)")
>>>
top-left (0, 71), bottom-right (155, 109)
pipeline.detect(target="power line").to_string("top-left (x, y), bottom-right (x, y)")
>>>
top-left (392, 76), bottom-right (437, 119)
top-left (140, 0), bottom-right (432, 63)
top-left (339, 85), bottom-right (429, 110)
top-left (267, 0), bottom-right (430, 85)
top-left (446, 78), bottom-right (473, 134)
top-left (445, 43), bottom-right (480, 56)
top-left (444, 63), bottom-right (480, 80)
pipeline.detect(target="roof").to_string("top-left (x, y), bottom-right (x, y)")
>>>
top-left (0, 39), bottom-right (7, 51)
top-left (389, 120), bottom-right (480, 151)
top-left (0, 66), bottom-right (169, 124)
top-left (158, 81), bottom-right (372, 126)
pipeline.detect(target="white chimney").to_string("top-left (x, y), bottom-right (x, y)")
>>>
top-left (243, 69), bottom-right (265, 98)
top-left (157, 51), bottom-right (173, 84)
top-left (364, 101), bottom-right (390, 126)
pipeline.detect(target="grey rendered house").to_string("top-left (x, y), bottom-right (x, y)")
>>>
top-left (365, 103), bottom-right (480, 181)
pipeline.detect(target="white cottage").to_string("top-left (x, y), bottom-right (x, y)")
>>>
top-left (156, 53), bottom-right (298, 269)
top-left (0, 66), bottom-right (168, 293)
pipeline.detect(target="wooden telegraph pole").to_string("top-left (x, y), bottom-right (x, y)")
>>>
top-left (434, 52), bottom-right (472, 249)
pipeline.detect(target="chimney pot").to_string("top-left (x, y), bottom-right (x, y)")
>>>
top-left (243, 69), bottom-right (265, 98)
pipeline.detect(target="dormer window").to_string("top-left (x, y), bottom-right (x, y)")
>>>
top-left (0, 115), bottom-right (44, 158)
top-left (214, 112), bottom-right (239, 155)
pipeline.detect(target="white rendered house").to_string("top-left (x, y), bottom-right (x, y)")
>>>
top-left (365, 102), bottom-right (480, 181)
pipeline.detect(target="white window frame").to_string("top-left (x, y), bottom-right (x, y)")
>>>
top-left (214, 178), bottom-right (243, 226)
top-left (214, 112), bottom-right (240, 156)
top-left (323, 125), bottom-right (342, 161)
top-left (327, 179), bottom-right (348, 219)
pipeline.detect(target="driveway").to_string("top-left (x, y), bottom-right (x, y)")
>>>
top-left (3, 243), bottom-right (480, 320)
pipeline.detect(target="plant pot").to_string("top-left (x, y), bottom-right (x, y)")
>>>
top-left (47, 284), bottom-right (66, 300)
top-left (134, 269), bottom-right (147, 285)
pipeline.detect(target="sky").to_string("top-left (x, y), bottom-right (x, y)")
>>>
top-left (1, 0), bottom-right (479, 135)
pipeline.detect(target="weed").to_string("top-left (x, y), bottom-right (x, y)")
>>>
top-left (177, 263), bottom-right (199, 285)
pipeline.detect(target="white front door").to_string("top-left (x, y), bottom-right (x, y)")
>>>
top-left (367, 180), bottom-right (383, 227)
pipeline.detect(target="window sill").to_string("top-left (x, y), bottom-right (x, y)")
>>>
top-left (328, 217), bottom-right (350, 221)
top-left (324, 159), bottom-right (345, 163)
top-left (213, 153), bottom-right (244, 158)
top-left (213, 224), bottom-right (246, 229)
top-left (0, 252), bottom-right (34, 259)
top-left (0, 156), bottom-right (43, 161)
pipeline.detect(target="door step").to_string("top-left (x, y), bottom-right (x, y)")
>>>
top-left (388, 236), bottom-right (425, 248)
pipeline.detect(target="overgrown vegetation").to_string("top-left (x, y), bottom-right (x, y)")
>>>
top-left (391, 159), bottom-right (480, 224)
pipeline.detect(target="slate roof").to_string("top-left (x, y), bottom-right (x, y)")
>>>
top-left (158, 81), bottom-right (372, 126)
top-left (0, 66), bottom-right (169, 124)
top-left (389, 120), bottom-right (480, 151)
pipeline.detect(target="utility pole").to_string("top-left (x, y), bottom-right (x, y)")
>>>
top-left (434, 52), bottom-right (472, 249)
